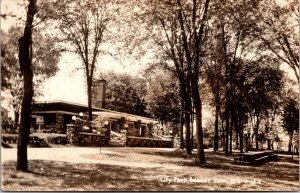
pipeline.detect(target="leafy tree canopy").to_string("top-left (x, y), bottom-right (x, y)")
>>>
top-left (145, 69), bottom-right (180, 124)
top-left (99, 72), bottom-right (148, 117)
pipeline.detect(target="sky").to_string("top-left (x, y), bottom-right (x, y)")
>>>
top-left (39, 53), bottom-right (144, 105)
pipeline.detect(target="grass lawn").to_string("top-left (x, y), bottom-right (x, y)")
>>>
top-left (1, 147), bottom-right (299, 191)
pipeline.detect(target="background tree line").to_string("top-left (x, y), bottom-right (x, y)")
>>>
top-left (124, 0), bottom-right (298, 164)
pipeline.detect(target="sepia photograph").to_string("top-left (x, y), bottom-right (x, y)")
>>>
top-left (0, 0), bottom-right (299, 191)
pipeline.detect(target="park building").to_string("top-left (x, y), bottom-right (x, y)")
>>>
top-left (30, 100), bottom-right (173, 147)
top-left (31, 100), bottom-right (158, 135)
top-left (3, 79), bottom-right (173, 147)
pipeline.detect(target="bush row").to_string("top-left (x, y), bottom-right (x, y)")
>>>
top-left (2, 135), bottom-right (18, 144)
top-left (126, 136), bottom-right (173, 148)
top-left (2, 135), bottom-right (68, 146)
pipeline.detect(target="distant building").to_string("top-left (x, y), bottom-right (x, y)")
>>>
top-left (31, 100), bottom-right (158, 137)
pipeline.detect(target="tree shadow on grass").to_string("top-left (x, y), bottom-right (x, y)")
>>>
top-left (1, 149), bottom-right (298, 191)
top-left (140, 148), bottom-right (191, 158)
top-left (204, 152), bottom-right (299, 182)
top-left (140, 149), bottom-right (299, 184)
top-left (2, 160), bottom-right (210, 191)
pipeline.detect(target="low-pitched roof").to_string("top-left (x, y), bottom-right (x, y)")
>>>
top-left (32, 100), bottom-right (158, 124)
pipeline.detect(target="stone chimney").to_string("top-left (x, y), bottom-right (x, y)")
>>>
top-left (92, 79), bottom-right (107, 108)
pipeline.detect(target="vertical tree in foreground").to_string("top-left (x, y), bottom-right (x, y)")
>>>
top-left (141, 0), bottom-right (193, 154)
top-left (15, 0), bottom-right (61, 171)
top-left (140, 0), bottom-right (210, 161)
top-left (56, 0), bottom-right (112, 128)
top-left (16, 0), bottom-right (37, 171)
top-left (175, 0), bottom-right (210, 165)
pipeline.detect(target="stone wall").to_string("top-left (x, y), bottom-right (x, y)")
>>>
top-left (78, 132), bottom-right (108, 146)
top-left (55, 113), bottom-right (64, 133)
top-left (66, 124), bottom-right (79, 144)
top-left (66, 124), bottom-right (108, 146)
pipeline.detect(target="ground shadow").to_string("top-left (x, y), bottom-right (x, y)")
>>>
top-left (140, 149), bottom-right (299, 184)
top-left (2, 160), bottom-right (188, 191)
top-left (1, 148), bottom-right (298, 191)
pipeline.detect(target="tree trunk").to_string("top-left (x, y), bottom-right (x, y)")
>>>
top-left (221, 115), bottom-right (225, 151)
top-left (213, 92), bottom-right (220, 152)
top-left (224, 66), bottom-right (230, 155)
top-left (16, 0), bottom-right (37, 172)
top-left (234, 107), bottom-right (239, 150)
top-left (17, 70), bottom-right (33, 171)
top-left (266, 125), bottom-right (271, 150)
top-left (184, 78), bottom-right (192, 155)
top-left (265, 113), bottom-right (271, 150)
top-left (184, 100), bottom-right (192, 155)
top-left (236, 126), bottom-right (239, 150)
top-left (239, 114), bottom-right (244, 153)
top-left (179, 107), bottom-right (184, 149)
top-left (229, 113), bottom-right (233, 155)
top-left (179, 77), bottom-right (192, 153)
top-left (87, 76), bottom-right (92, 130)
top-left (213, 104), bottom-right (219, 152)
top-left (14, 110), bottom-right (20, 131)
top-left (255, 115), bottom-right (260, 150)
top-left (192, 78), bottom-right (205, 165)
top-left (225, 106), bottom-right (229, 155)
top-left (191, 112), bottom-right (194, 150)
top-left (179, 77), bottom-right (187, 150)
top-left (288, 131), bottom-right (294, 154)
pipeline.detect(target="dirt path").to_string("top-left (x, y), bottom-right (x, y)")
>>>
top-left (2, 146), bottom-right (112, 163)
